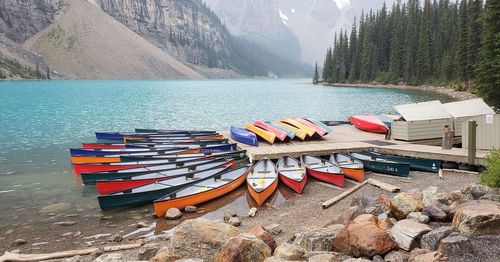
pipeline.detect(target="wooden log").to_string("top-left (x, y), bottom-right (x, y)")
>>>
top-left (441, 168), bottom-right (479, 175)
top-left (0, 243), bottom-right (142, 262)
top-left (322, 180), bottom-right (368, 209)
top-left (367, 178), bottom-right (400, 193)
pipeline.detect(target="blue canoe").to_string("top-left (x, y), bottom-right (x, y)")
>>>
top-left (230, 126), bottom-right (258, 146)
top-left (264, 121), bottom-right (296, 140)
top-left (70, 143), bottom-right (237, 156)
top-left (303, 117), bottom-right (333, 134)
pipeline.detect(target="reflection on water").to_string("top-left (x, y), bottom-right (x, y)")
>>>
top-left (156, 183), bottom-right (294, 232)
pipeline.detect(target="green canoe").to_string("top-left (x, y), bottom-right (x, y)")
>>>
top-left (350, 152), bottom-right (410, 177)
top-left (363, 151), bottom-right (441, 173)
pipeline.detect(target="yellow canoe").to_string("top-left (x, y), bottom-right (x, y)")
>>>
top-left (244, 124), bottom-right (276, 144)
top-left (281, 118), bottom-right (317, 137)
top-left (71, 156), bottom-right (121, 164)
top-left (275, 121), bottom-right (307, 140)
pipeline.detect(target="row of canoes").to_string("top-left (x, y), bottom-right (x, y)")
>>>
top-left (231, 118), bottom-right (333, 146)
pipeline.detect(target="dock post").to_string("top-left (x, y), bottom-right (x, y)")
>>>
top-left (442, 125), bottom-right (454, 149)
top-left (467, 120), bottom-right (477, 165)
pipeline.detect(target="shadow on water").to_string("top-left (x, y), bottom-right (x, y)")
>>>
top-left (156, 183), bottom-right (295, 232)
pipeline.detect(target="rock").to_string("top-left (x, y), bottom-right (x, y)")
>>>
top-left (228, 216), bottom-right (241, 227)
top-left (224, 210), bottom-right (237, 222)
top-left (249, 226), bottom-right (277, 251)
top-left (343, 258), bottom-right (371, 262)
top-left (39, 202), bottom-right (70, 213)
top-left (384, 250), bottom-right (410, 262)
top-left (53, 220), bottom-right (77, 226)
top-left (420, 226), bottom-right (454, 251)
top-left (93, 253), bottom-right (125, 262)
top-left (448, 190), bottom-right (466, 203)
top-left (407, 212), bottom-right (430, 224)
top-left (332, 214), bottom-right (397, 257)
top-left (215, 233), bottom-right (271, 262)
top-left (372, 255), bottom-right (385, 262)
top-left (325, 206), bottom-right (362, 226)
top-left (263, 257), bottom-right (288, 262)
top-left (451, 200), bottom-right (500, 236)
top-left (308, 252), bottom-right (350, 262)
top-left (421, 187), bottom-right (439, 206)
top-left (248, 207), bottom-right (258, 217)
top-left (165, 208), bottom-right (182, 220)
top-left (273, 243), bottom-right (306, 261)
top-left (351, 195), bottom-right (379, 209)
top-left (150, 247), bottom-right (182, 262)
top-left (409, 251), bottom-right (446, 262)
top-left (265, 224), bottom-right (283, 236)
top-left (176, 259), bottom-right (204, 262)
top-left (11, 239), bottom-right (27, 246)
top-left (73, 231), bottom-right (82, 237)
top-left (479, 194), bottom-right (500, 202)
top-left (184, 206), bottom-right (197, 213)
top-left (390, 219), bottom-right (431, 251)
top-left (170, 218), bottom-right (240, 261)
top-left (63, 255), bottom-right (85, 262)
top-left (292, 225), bottom-right (343, 252)
top-left (378, 217), bottom-right (394, 230)
top-left (437, 233), bottom-right (473, 257)
top-left (390, 191), bottom-right (423, 220)
top-left (422, 205), bottom-right (448, 222)
top-left (136, 221), bottom-right (149, 228)
top-left (138, 243), bottom-right (159, 260)
top-left (364, 204), bottom-right (386, 216)
top-left (470, 184), bottom-right (498, 200)
top-left (108, 234), bottom-right (122, 243)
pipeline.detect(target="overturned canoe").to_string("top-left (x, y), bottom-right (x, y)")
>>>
top-left (275, 121), bottom-right (307, 140)
top-left (349, 115), bottom-right (389, 134)
top-left (230, 126), bottom-right (258, 146)
top-left (300, 154), bottom-right (344, 188)
top-left (350, 152), bottom-right (410, 177)
top-left (153, 165), bottom-right (250, 217)
top-left (277, 156), bottom-right (307, 194)
top-left (329, 153), bottom-right (365, 182)
top-left (302, 118), bottom-right (333, 134)
top-left (247, 157), bottom-right (278, 206)
top-left (279, 118), bottom-right (317, 137)
top-left (244, 124), bottom-right (277, 144)
top-left (264, 121), bottom-right (296, 140)
top-left (295, 118), bottom-right (328, 136)
top-left (253, 121), bottom-right (288, 142)
top-left (362, 151), bottom-right (441, 173)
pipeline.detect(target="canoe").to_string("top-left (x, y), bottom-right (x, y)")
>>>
top-left (350, 152), bottom-right (410, 177)
top-left (349, 115), bottom-right (389, 134)
top-left (329, 153), bottom-right (365, 182)
top-left (73, 150), bottom-right (247, 174)
top-left (134, 129), bottom-right (216, 134)
top-left (277, 156), bottom-right (307, 194)
top-left (97, 166), bottom-right (230, 210)
top-left (275, 121), bottom-right (307, 140)
top-left (300, 154), bottom-right (344, 188)
top-left (253, 121), bottom-right (288, 142)
top-left (124, 135), bottom-right (224, 142)
top-left (82, 158), bottom-right (235, 185)
top-left (96, 132), bottom-right (220, 140)
top-left (295, 118), bottom-right (328, 136)
top-left (119, 150), bottom-right (246, 162)
top-left (303, 118), bottom-right (333, 133)
top-left (244, 124), bottom-right (276, 144)
top-left (70, 147), bottom-right (188, 157)
top-left (279, 118), bottom-right (317, 137)
top-left (264, 121), bottom-right (296, 140)
top-left (153, 165), bottom-right (250, 217)
top-left (362, 151), bottom-right (441, 173)
top-left (82, 139), bottom-right (228, 149)
top-left (71, 144), bottom-right (237, 163)
top-left (95, 158), bottom-right (238, 194)
top-left (230, 126), bottom-right (258, 146)
top-left (374, 115), bottom-right (395, 128)
top-left (247, 157), bottom-right (278, 206)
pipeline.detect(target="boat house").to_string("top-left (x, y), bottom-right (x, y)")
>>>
top-left (443, 98), bottom-right (495, 136)
top-left (462, 114), bottom-right (500, 150)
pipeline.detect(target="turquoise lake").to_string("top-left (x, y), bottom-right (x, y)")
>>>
top-left (0, 79), bottom-right (453, 231)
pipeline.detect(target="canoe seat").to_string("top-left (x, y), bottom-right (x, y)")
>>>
top-left (283, 164), bottom-right (296, 168)
top-left (280, 168), bottom-right (305, 172)
top-left (256, 170), bottom-right (272, 174)
top-left (249, 176), bottom-right (277, 179)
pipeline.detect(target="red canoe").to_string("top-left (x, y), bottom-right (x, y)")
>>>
top-left (294, 118), bottom-right (328, 136)
top-left (82, 143), bottom-right (126, 149)
top-left (277, 156), bottom-right (307, 194)
top-left (73, 163), bottom-right (149, 174)
top-left (349, 115), bottom-right (389, 134)
top-left (300, 155), bottom-right (344, 188)
top-left (253, 121), bottom-right (288, 142)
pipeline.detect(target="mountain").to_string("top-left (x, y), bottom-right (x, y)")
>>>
top-left (0, 0), bottom-right (311, 79)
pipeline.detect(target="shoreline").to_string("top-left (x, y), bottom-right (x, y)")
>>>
top-left (321, 82), bottom-right (477, 101)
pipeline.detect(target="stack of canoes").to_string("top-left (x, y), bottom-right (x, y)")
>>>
top-left (231, 117), bottom-right (333, 146)
top-left (348, 114), bottom-right (401, 134)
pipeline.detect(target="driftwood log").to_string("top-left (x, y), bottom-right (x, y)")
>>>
top-left (367, 178), bottom-right (401, 193)
top-left (0, 243), bottom-right (142, 262)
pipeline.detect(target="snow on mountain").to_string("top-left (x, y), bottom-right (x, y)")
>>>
top-left (334, 0), bottom-right (351, 9)
top-left (279, 8), bottom-right (289, 25)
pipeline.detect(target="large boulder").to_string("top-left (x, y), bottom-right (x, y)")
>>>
top-left (469, 184), bottom-right (499, 200)
top-left (325, 206), bottom-right (362, 226)
top-left (390, 219), bottom-right (431, 251)
top-left (215, 233), bottom-right (272, 262)
top-left (422, 187), bottom-right (450, 206)
top-left (451, 200), bottom-right (500, 236)
top-left (437, 233), bottom-right (474, 257)
top-left (390, 191), bottom-right (424, 220)
top-left (420, 226), bottom-right (454, 251)
top-left (273, 243), bottom-right (306, 261)
top-left (331, 214), bottom-right (397, 257)
top-left (422, 205), bottom-right (448, 222)
top-left (249, 225), bottom-right (277, 251)
top-left (292, 225), bottom-right (344, 252)
top-left (170, 218), bottom-right (240, 261)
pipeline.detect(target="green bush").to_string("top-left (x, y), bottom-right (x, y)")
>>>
top-left (479, 149), bottom-right (500, 188)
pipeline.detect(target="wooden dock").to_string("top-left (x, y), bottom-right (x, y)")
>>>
top-left (220, 125), bottom-right (489, 166)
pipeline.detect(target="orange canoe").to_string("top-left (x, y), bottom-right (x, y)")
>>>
top-left (329, 153), bottom-right (365, 182)
top-left (247, 158), bottom-right (278, 206)
top-left (153, 166), bottom-right (250, 217)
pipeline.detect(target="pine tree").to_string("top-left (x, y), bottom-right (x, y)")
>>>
top-left (467, 0), bottom-right (483, 81)
top-left (477, 0), bottom-right (500, 109)
top-left (313, 62), bottom-right (320, 84)
top-left (456, 0), bottom-right (469, 88)
top-left (416, 0), bottom-right (432, 83)
top-left (348, 17), bottom-right (358, 82)
top-left (322, 48), bottom-right (333, 81)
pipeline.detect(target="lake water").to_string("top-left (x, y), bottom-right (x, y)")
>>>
top-left (0, 79), bottom-right (452, 244)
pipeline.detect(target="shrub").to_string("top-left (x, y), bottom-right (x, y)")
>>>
top-left (479, 149), bottom-right (500, 188)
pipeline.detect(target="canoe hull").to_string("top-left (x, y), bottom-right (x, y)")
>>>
top-left (98, 186), bottom-right (179, 211)
top-left (244, 124), bottom-right (276, 144)
top-left (153, 169), bottom-right (248, 217)
top-left (247, 178), bottom-right (278, 206)
top-left (340, 167), bottom-right (365, 182)
top-left (358, 158), bottom-right (410, 177)
top-left (350, 115), bottom-right (388, 133)
top-left (363, 151), bottom-right (441, 173)
top-left (306, 168), bottom-right (344, 188)
top-left (253, 121), bottom-right (288, 142)
top-left (73, 163), bottom-right (148, 174)
top-left (230, 126), bottom-right (258, 146)
top-left (279, 173), bottom-right (307, 194)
